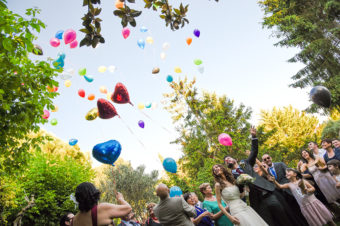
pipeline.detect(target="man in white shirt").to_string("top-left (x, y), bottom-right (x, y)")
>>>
top-left (308, 141), bottom-right (326, 158)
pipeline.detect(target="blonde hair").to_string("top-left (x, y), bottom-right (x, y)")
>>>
top-left (199, 183), bottom-right (210, 196)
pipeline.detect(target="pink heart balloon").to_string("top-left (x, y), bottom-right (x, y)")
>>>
top-left (42, 109), bottom-right (50, 119)
top-left (70, 40), bottom-right (78, 49)
top-left (122, 27), bottom-right (130, 39)
top-left (50, 38), bottom-right (60, 47)
top-left (64, 29), bottom-right (77, 44)
top-left (218, 133), bottom-right (232, 146)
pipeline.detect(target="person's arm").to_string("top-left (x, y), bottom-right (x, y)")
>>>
top-left (215, 183), bottom-right (240, 225)
top-left (303, 180), bottom-right (315, 194)
top-left (203, 202), bottom-right (224, 220)
top-left (316, 157), bottom-right (327, 170)
top-left (181, 197), bottom-right (197, 218)
top-left (267, 176), bottom-right (289, 190)
top-left (256, 159), bottom-right (269, 176)
top-left (106, 192), bottom-right (132, 218)
top-left (191, 209), bottom-right (211, 225)
top-left (247, 127), bottom-right (258, 167)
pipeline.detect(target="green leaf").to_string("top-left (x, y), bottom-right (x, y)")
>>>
top-left (2, 38), bottom-right (12, 51)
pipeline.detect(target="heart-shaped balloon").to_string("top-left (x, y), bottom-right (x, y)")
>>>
top-left (97, 98), bottom-right (119, 119)
top-left (85, 107), bottom-right (98, 121)
top-left (309, 86), bottom-right (331, 108)
top-left (70, 40), bottom-right (78, 49)
top-left (111, 82), bottom-right (133, 105)
top-left (137, 39), bottom-right (145, 49)
top-left (55, 30), bottom-right (64, 40)
top-left (193, 29), bottom-right (200, 38)
top-left (84, 75), bottom-right (94, 82)
top-left (64, 29), bottom-right (77, 44)
top-left (78, 89), bottom-right (85, 98)
top-left (92, 140), bottom-right (121, 165)
top-left (122, 27), bottom-right (130, 39)
top-left (138, 120), bottom-right (145, 128)
top-left (69, 138), bottom-right (78, 146)
top-left (218, 133), bottom-right (232, 146)
top-left (170, 186), bottom-right (182, 198)
top-left (163, 157), bottom-right (177, 173)
top-left (194, 59), bottom-right (203, 65)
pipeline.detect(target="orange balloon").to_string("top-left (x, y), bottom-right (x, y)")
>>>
top-left (115, 0), bottom-right (124, 9)
top-left (88, 94), bottom-right (95, 101)
top-left (186, 37), bottom-right (192, 46)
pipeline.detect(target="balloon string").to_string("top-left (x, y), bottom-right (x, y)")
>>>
top-left (119, 116), bottom-right (146, 149)
top-left (134, 106), bottom-right (172, 134)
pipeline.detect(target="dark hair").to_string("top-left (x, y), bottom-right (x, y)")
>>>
top-left (223, 155), bottom-right (230, 161)
top-left (308, 141), bottom-right (318, 146)
top-left (183, 192), bottom-right (192, 202)
top-left (322, 138), bottom-right (332, 144)
top-left (333, 138), bottom-right (340, 142)
top-left (286, 168), bottom-right (302, 179)
top-left (212, 164), bottom-right (236, 189)
top-left (327, 159), bottom-right (340, 168)
top-left (60, 212), bottom-right (73, 226)
top-left (300, 149), bottom-right (315, 162)
top-left (75, 182), bottom-right (101, 212)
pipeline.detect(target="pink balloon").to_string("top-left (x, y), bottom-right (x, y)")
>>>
top-left (64, 29), bottom-right (77, 44)
top-left (218, 133), bottom-right (232, 146)
top-left (42, 110), bottom-right (50, 119)
top-left (122, 27), bottom-right (130, 39)
top-left (50, 38), bottom-right (60, 47)
top-left (70, 40), bottom-right (78, 49)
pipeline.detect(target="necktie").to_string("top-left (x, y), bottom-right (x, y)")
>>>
top-left (236, 168), bottom-right (244, 175)
top-left (270, 167), bottom-right (277, 179)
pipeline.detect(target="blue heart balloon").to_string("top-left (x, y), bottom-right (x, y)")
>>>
top-left (163, 157), bottom-right (177, 173)
top-left (170, 186), bottom-right (182, 198)
top-left (84, 75), bottom-right (94, 83)
top-left (166, 75), bottom-right (173, 83)
top-left (58, 52), bottom-right (66, 60)
top-left (137, 39), bottom-right (145, 49)
top-left (92, 140), bottom-right (121, 165)
top-left (69, 138), bottom-right (78, 146)
top-left (140, 26), bottom-right (148, 33)
top-left (53, 57), bottom-right (64, 69)
top-left (55, 30), bottom-right (64, 40)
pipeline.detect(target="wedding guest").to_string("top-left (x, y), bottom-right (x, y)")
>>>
top-left (327, 159), bottom-right (340, 188)
top-left (308, 141), bottom-right (326, 158)
top-left (183, 193), bottom-right (214, 226)
top-left (323, 139), bottom-right (340, 163)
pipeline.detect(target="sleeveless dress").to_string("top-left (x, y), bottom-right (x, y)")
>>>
top-left (308, 165), bottom-right (340, 203)
top-left (221, 185), bottom-right (268, 226)
top-left (288, 182), bottom-right (333, 226)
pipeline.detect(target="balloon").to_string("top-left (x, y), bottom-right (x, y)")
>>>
top-left (198, 66), bottom-right (204, 74)
top-left (42, 110), bottom-right (50, 119)
top-left (32, 44), bottom-right (43, 55)
top-left (50, 38), bottom-right (60, 47)
top-left (51, 105), bottom-right (58, 112)
top-left (122, 27), bottom-right (130, 39)
top-left (137, 39), bottom-right (145, 49)
top-left (152, 67), bottom-right (160, 74)
top-left (99, 86), bottom-right (107, 94)
top-left (58, 52), bottom-right (66, 60)
top-left (163, 157), bottom-right (177, 173)
top-left (151, 102), bottom-right (158, 109)
top-left (69, 139), bottom-right (78, 146)
top-left (60, 72), bottom-right (72, 80)
top-left (111, 82), bottom-right (132, 105)
top-left (145, 103), bottom-right (152, 108)
top-left (169, 186), bottom-right (182, 198)
top-left (97, 98), bottom-right (119, 119)
top-left (78, 89), bottom-right (85, 98)
top-left (84, 75), bottom-right (94, 82)
top-left (166, 75), bottom-right (173, 83)
top-left (64, 80), bottom-right (71, 87)
top-left (67, 68), bottom-right (75, 75)
top-left (85, 107), bottom-right (98, 121)
top-left (186, 37), bottom-right (192, 46)
top-left (92, 140), bottom-right (121, 165)
top-left (309, 86), bottom-right (331, 108)
top-left (174, 67), bottom-right (182, 73)
top-left (88, 94), bottom-right (95, 101)
top-left (115, 0), bottom-right (124, 9)
top-left (55, 30), bottom-right (64, 39)
top-left (64, 29), bottom-right (77, 44)
top-left (50, 118), bottom-right (58, 126)
top-left (193, 29), bottom-right (200, 38)
top-left (140, 26), bottom-right (148, 32)
top-left (138, 120), bottom-right (145, 128)
top-left (146, 36), bottom-right (154, 44)
top-left (78, 68), bottom-right (86, 76)
top-left (218, 133), bottom-right (232, 146)
top-left (98, 66), bottom-right (107, 73)
top-left (53, 58), bottom-right (64, 69)
top-left (162, 42), bottom-right (170, 50)
top-left (108, 65), bottom-right (116, 73)
top-left (70, 40), bottom-right (78, 49)
top-left (194, 59), bottom-right (203, 65)
top-left (47, 86), bottom-right (58, 93)
top-left (138, 103), bottom-right (144, 110)
top-left (160, 52), bottom-right (166, 60)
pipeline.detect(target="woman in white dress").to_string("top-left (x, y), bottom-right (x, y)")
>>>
top-left (213, 164), bottom-right (268, 226)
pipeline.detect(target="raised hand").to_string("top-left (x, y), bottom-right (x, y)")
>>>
top-left (250, 126), bottom-right (257, 137)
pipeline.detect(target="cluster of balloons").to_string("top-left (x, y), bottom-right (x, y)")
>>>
top-left (93, 140), bottom-right (122, 165)
top-left (186, 29), bottom-right (200, 46)
top-left (50, 29), bottom-right (78, 49)
top-left (163, 157), bottom-right (177, 173)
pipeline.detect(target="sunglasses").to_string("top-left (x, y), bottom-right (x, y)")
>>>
top-left (263, 157), bottom-right (271, 161)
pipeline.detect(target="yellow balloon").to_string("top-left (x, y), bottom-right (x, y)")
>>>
top-left (85, 108), bottom-right (98, 121)
top-left (174, 67), bottom-right (182, 73)
top-left (146, 36), bottom-right (154, 44)
top-left (98, 66), bottom-right (107, 73)
top-left (51, 105), bottom-right (58, 112)
top-left (100, 86), bottom-right (107, 94)
top-left (64, 80), bottom-right (72, 87)
top-left (138, 103), bottom-right (145, 110)
top-left (107, 92), bottom-right (112, 101)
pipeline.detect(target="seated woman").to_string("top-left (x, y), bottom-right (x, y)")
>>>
top-left (183, 193), bottom-right (214, 226)
top-left (71, 182), bottom-right (132, 226)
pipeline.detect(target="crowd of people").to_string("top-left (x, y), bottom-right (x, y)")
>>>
top-left (60, 129), bottom-right (340, 226)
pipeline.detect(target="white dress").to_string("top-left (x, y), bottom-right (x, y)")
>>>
top-left (221, 185), bottom-right (268, 226)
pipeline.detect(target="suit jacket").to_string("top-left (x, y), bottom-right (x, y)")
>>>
top-left (153, 197), bottom-right (196, 226)
top-left (267, 162), bottom-right (289, 185)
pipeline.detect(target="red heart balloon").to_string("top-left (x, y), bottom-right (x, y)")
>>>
top-left (111, 82), bottom-right (133, 105)
top-left (78, 89), bottom-right (85, 98)
top-left (97, 98), bottom-right (119, 119)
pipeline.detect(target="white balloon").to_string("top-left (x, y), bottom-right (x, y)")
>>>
top-left (60, 72), bottom-right (72, 80)
top-left (66, 68), bottom-right (75, 75)
top-left (108, 65), bottom-right (116, 73)
top-left (151, 102), bottom-right (158, 109)
top-left (198, 66), bottom-right (204, 74)
top-left (162, 42), bottom-right (170, 50)
top-left (160, 52), bottom-right (166, 60)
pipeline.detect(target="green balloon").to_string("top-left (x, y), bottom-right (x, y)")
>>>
top-left (194, 59), bottom-right (203, 65)
top-left (50, 118), bottom-right (58, 126)
top-left (78, 68), bottom-right (86, 76)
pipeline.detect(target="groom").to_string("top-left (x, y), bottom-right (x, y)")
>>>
top-left (225, 128), bottom-right (308, 226)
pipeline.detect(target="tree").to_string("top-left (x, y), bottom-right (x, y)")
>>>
top-left (0, 1), bottom-right (59, 173)
top-left (322, 109), bottom-right (340, 139)
top-left (259, 0), bottom-right (340, 112)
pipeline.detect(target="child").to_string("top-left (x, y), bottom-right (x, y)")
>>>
top-left (270, 168), bottom-right (335, 226)
top-left (327, 159), bottom-right (340, 189)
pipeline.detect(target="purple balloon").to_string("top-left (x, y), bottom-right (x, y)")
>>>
top-left (138, 120), bottom-right (145, 128)
top-left (193, 29), bottom-right (200, 38)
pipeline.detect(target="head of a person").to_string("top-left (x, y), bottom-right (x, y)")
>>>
top-left (285, 168), bottom-right (302, 180)
top-left (308, 141), bottom-right (318, 151)
top-left (75, 182), bottom-right (100, 212)
top-left (245, 150), bottom-right (251, 156)
top-left (212, 164), bottom-right (236, 186)
top-left (224, 155), bottom-right (238, 169)
top-left (300, 149), bottom-right (315, 162)
top-left (321, 138), bottom-right (333, 150)
top-left (156, 183), bottom-right (169, 200)
top-left (60, 212), bottom-right (74, 226)
top-left (262, 154), bottom-right (273, 167)
top-left (199, 183), bottom-right (212, 197)
top-left (146, 203), bottom-right (156, 217)
top-left (183, 193), bottom-right (195, 206)
top-left (332, 139), bottom-right (340, 148)
top-left (190, 192), bottom-right (199, 205)
top-left (253, 164), bottom-right (260, 174)
top-left (327, 159), bottom-right (340, 174)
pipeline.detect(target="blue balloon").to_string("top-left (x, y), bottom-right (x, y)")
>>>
top-left (53, 58), bottom-right (64, 69)
top-left (170, 186), bottom-right (182, 198)
top-left (140, 26), bottom-right (148, 33)
top-left (58, 52), bottom-right (66, 60)
top-left (92, 140), bottom-right (121, 165)
top-left (163, 157), bottom-right (177, 173)
top-left (137, 39), bottom-right (145, 49)
top-left (69, 138), bottom-right (78, 146)
top-left (55, 30), bottom-right (64, 40)
top-left (84, 75), bottom-right (94, 83)
top-left (166, 75), bottom-right (173, 83)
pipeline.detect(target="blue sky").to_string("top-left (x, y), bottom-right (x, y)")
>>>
top-left (8, 0), bottom-right (314, 172)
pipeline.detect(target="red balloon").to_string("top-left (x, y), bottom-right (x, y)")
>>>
top-left (111, 82), bottom-right (133, 105)
top-left (78, 89), bottom-right (85, 98)
top-left (97, 98), bottom-right (119, 119)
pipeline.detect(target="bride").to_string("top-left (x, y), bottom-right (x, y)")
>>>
top-left (213, 164), bottom-right (268, 226)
